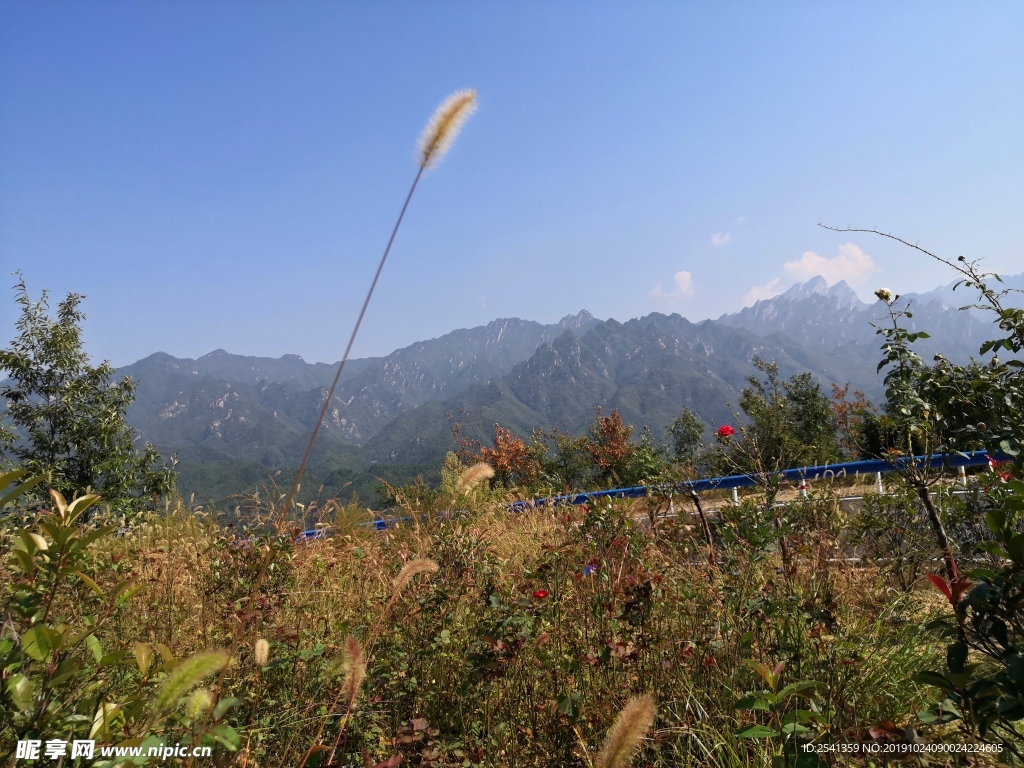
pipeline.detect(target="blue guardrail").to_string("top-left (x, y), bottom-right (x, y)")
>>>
top-left (298, 450), bottom-right (1004, 538)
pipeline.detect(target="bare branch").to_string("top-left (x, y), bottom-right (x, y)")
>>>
top-left (818, 224), bottom-right (1020, 316)
top-left (818, 224), bottom-right (963, 274)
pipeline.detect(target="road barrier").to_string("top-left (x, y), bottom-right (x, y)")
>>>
top-left (298, 450), bottom-right (1006, 538)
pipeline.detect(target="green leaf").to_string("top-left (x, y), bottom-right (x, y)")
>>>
top-left (86, 634), bottom-right (103, 664)
top-left (209, 723), bottom-right (241, 751)
top-left (12, 548), bottom-right (33, 573)
top-left (213, 696), bottom-right (243, 721)
top-left (115, 581), bottom-right (145, 606)
top-left (0, 474), bottom-right (43, 507)
top-left (130, 736), bottom-right (168, 766)
top-left (22, 624), bottom-right (57, 661)
top-left (90, 702), bottom-right (122, 739)
top-left (978, 541), bottom-right (1007, 559)
top-left (135, 642), bottom-right (154, 677)
top-left (75, 570), bottom-right (106, 599)
top-left (777, 680), bottom-right (820, 701)
top-left (0, 468), bottom-right (30, 488)
top-left (67, 493), bottom-right (102, 524)
top-left (74, 526), bottom-right (117, 552)
top-left (735, 725), bottom-right (780, 738)
top-left (986, 508), bottom-right (1008, 536)
top-left (947, 641), bottom-right (968, 673)
top-left (556, 691), bottom-right (581, 721)
top-left (7, 673), bottom-right (35, 711)
top-left (913, 670), bottom-right (957, 695)
top-left (1007, 534), bottom-right (1024, 564)
top-left (19, 529), bottom-right (48, 554)
top-left (735, 696), bottom-right (772, 711)
top-left (99, 649), bottom-right (130, 668)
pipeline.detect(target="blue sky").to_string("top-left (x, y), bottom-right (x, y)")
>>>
top-left (2, 3), bottom-right (1022, 366)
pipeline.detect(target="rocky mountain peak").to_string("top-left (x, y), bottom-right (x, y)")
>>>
top-left (780, 276), bottom-right (829, 300)
top-left (558, 310), bottom-right (596, 329)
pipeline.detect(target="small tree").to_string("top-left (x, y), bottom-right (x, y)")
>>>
top-left (665, 407), bottom-right (717, 566)
top-left (666, 407), bottom-right (704, 466)
top-left (587, 408), bottom-right (636, 487)
top-left (537, 427), bottom-right (595, 493)
top-left (718, 358), bottom-right (841, 571)
top-left (0, 277), bottom-right (175, 511)
top-left (734, 357), bottom-right (841, 474)
top-left (867, 289), bottom-right (965, 584)
top-left (829, 383), bottom-right (874, 459)
top-left (477, 423), bottom-right (543, 489)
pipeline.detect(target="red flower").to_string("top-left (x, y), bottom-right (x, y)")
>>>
top-left (532, 589), bottom-right (549, 599)
top-left (716, 425), bottom-right (735, 439)
top-left (702, 655), bottom-right (716, 667)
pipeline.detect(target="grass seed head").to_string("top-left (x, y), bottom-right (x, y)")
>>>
top-left (154, 649), bottom-right (230, 713)
top-left (254, 638), bottom-right (270, 666)
top-left (454, 462), bottom-right (495, 497)
top-left (596, 695), bottom-right (657, 768)
top-left (341, 635), bottom-right (366, 709)
top-left (418, 90), bottom-right (477, 170)
top-left (393, 557), bottom-right (440, 595)
top-left (185, 688), bottom-right (213, 719)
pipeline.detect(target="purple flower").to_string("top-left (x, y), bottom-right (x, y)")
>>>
top-left (583, 565), bottom-right (597, 576)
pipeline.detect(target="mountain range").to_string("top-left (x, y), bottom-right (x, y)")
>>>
top-left (26, 274), bottom-right (1024, 505)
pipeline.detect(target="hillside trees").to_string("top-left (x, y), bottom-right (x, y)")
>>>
top-left (464, 408), bottom-right (669, 495)
top-left (0, 278), bottom-right (175, 510)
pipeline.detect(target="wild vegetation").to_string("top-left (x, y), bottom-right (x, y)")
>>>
top-left (2, 91), bottom-right (1023, 765)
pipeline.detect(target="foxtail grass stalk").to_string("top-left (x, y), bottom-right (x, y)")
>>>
top-left (188, 90), bottom-right (476, 767)
top-left (280, 172), bottom-right (421, 518)
top-left (452, 461), bottom-right (495, 500)
top-left (596, 696), bottom-right (657, 768)
top-left (284, 88), bottom-right (477, 519)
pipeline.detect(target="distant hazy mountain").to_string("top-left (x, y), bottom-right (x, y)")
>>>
top-left (716, 275), bottom-right (1001, 362)
top-left (118, 312), bottom-right (599, 498)
top-left (364, 313), bottom-right (842, 467)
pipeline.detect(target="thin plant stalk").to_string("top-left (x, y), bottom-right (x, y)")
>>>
top-left (187, 90), bottom-right (476, 765)
top-left (281, 166), bottom-right (423, 520)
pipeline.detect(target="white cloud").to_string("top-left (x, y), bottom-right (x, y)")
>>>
top-left (734, 216), bottom-right (746, 225)
top-left (782, 242), bottom-right (876, 287)
top-left (741, 242), bottom-right (877, 307)
top-left (478, 295), bottom-right (488, 309)
top-left (711, 232), bottom-right (732, 246)
top-left (650, 270), bottom-right (696, 302)
top-left (742, 278), bottom-right (783, 306)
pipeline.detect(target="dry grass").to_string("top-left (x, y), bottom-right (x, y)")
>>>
top-left (9, 482), bottom-right (996, 767)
